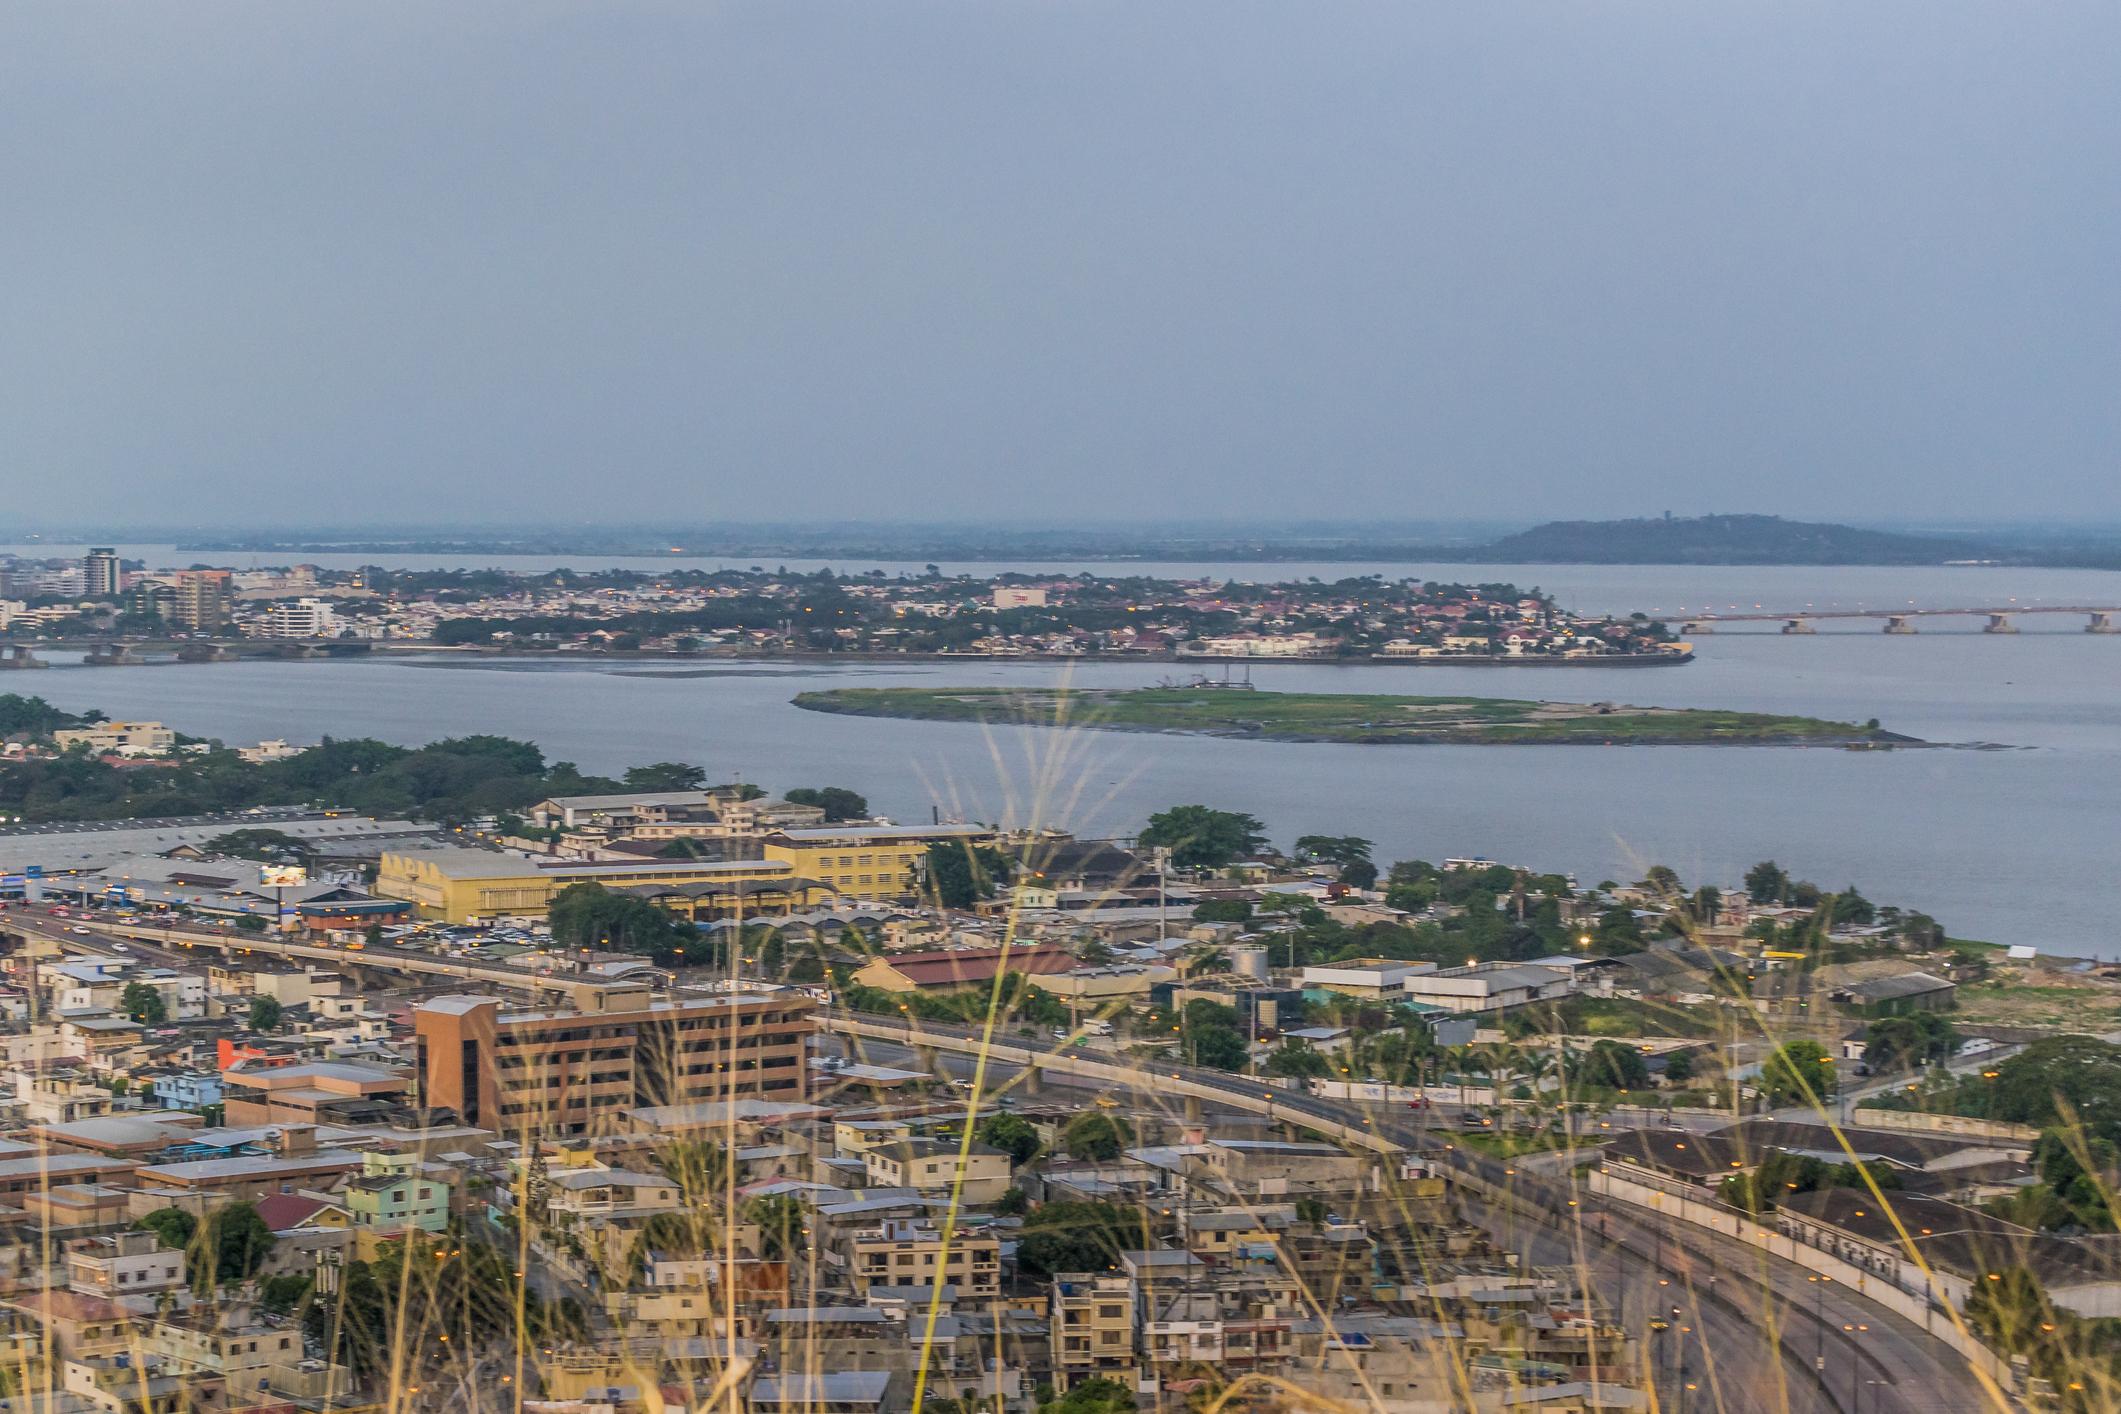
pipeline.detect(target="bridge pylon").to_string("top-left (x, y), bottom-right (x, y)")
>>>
top-left (1883, 615), bottom-right (1916, 634)
top-left (2090, 612), bottom-right (2117, 635)
top-left (1781, 618), bottom-right (1816, 635)
top-left (1984, 613), bottom-right (2018, 634)
top-left (1681, 621), bottom-right (1713, 635)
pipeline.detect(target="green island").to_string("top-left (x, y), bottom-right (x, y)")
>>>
top-left (790, 685), bottom-right (1930, 747)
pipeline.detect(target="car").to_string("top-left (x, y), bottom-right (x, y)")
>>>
top-left (69, 926), bottom-right (91, 935)
top-left (112, 943), bottom-right (130, 953)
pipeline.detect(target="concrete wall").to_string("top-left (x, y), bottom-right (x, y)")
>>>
top-left (1589, 1168), bottom-right (2011, 1391)
top-left (1848, 1107), bottom-right (2039, 1144)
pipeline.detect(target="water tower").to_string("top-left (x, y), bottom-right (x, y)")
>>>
top-left (1229, 944), bottom-right (1269, 981)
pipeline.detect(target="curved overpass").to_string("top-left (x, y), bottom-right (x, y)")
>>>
top-left (819, 1011), bottom-right (2009, 1414)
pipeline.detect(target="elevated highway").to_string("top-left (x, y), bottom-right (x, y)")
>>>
top-left (1, 908), bottom-right (601, 997)
top-left (822, 1012), bottom-right (2011, 1414)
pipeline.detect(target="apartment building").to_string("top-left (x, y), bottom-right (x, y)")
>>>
top-left (412, 986), bottom-right (813, 1136)
top-left (65, 1231), bottom-right (184, 1302)
top-left (52, 721), bottom-right (177, 756)
top-left (862, 1139), bottom-right (1013, 1206)
top-left (845, 1219), bottom-right (1001, 1300)
top-left (1050, 1273), bottom-right (1136, 1390)
top-left (169, 569), bottom-right (234, 632)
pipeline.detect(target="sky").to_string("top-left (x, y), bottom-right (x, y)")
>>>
top-left (2, 2), bottom-right (2116, 528)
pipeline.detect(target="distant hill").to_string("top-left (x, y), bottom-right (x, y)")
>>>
top-left (1467, 514), bottom-right (1990, 566)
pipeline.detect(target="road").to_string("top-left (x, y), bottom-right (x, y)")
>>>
top-left (825, 1013), bottom-right (2012, 1414)
top-left (1, 907), bottom-right (2009, 1412)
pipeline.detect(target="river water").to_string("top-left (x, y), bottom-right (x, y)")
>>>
top-left (7, 556), bottom-right (2117, 954)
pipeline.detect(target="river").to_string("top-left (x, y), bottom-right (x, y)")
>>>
top-left (6, 560), bottom-right (2117, 953)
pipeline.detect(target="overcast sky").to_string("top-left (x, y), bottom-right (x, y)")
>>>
top-left (2, 2), bottom-right (2115, 528)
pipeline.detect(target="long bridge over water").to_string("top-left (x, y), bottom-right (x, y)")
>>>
top-left (1679, 605), bottom-right (2121, 635)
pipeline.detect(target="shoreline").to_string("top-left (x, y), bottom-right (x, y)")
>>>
top-left (0, 644), bottom-right (1694, 670)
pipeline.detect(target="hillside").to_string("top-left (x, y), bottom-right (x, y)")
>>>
top-left (1471, 514), bottom-right (1987, 565)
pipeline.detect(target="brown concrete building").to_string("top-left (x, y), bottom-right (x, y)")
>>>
top-left (412, 985), bottom-right (814, 1137)
top-left (221, 1060), bottom-right (413, 1127)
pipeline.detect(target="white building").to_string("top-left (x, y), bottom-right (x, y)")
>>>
top-left (1400, 962), bottom-right (1573, 1014)
top-left (52, 721), bottom-right (177, 757)
top-left (258, 598), bottom-right (338, 639)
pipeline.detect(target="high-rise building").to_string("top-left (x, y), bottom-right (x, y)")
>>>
top-left (82, 548), bottom-right (121, 599)
top-left (169, 569), bottom-right (234, 633)
top-left (259, 597), bottom-right (337, 639)
top-left (411, 986), bottom-right (814, 1136)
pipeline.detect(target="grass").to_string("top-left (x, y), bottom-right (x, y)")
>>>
top-left (791, 686), bottom-right (1915, 747)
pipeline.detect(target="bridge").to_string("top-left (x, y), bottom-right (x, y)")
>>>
top-left (0, 638), bottom-right (374, 669)
top-left (1677, 606), bottom-right (2120, 636)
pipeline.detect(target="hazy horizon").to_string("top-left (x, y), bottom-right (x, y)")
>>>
top-left (4, 2), bottom-right (2116, 525)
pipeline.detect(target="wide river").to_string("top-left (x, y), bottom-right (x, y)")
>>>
top-left (6, 555), bottom-right (2118, 954)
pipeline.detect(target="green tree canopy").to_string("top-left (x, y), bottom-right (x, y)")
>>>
top-left (1063, 1112), bottom-right (1134, 1162)
top-left (1015, 1201), bottom-right (1153, 1278)
top-left (248, 996), bottom-right (282, 1033)
top-left (1759, 1040), bottom-right (1836, 1107)
top-left (1140, 805), bottom-right (1267, 871)
top-left (785, 786), bottom-right (869, 821)
top-left (924, 842), bottom-right (1013, 910)
top-left (120, 981), bottom-right (167, 1026)
top-left (622, 762), bottom-right (707, 791)
top-left (978, 1114), bottom-right (1043, 1166)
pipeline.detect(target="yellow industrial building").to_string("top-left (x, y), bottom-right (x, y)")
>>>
top-left (375, 823), bottom-right (994, 923)
top-left (758, 825), bottom-right (993, 899)
top-left (373, 848), bottom-right (836, 924)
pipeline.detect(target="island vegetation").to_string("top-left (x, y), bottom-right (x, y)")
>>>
top-left (791, 685), bottom-right (1923, 747)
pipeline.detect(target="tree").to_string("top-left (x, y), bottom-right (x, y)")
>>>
top-left (248, 996), bottom-right (282, 1033)
top-left (621, 762), bottom-right (707, 791)
top-left (1295, 835), bottom-right (1376, 888)
top-left (1827, 887), bottom-right (1876, 927)
top-left (1636, 865), bottom-right (1682, 898)
top-left (1579, 1039), bottom-right (1651, 1091)
top-left (1744, 860), bottom-right (1790, 904)
top-left (924, 842), bottom-right (1013, 910)
top-left (784, 786), bottom-right (869, 822)
top-left (1863, 1013), bottom-right (1957, 1073)
top-left (1977, 1037), bottom-right (2121, 1144)
top-left (745, 1193), bottom-right (807, 1261)
top-left (137, 1207), bottom-right (197, 1252)
top-left (547, 881), bottom-right (696, 958)
top-left (1759, 1040), bottom-right (1835, 1107)
top-left (1262, 1042), bottom-right (1331, 1080)
top-left (1064, 1112), bottom-right (1133, 1162)
top-left (1139, 806), bottom-right (1267, 872)
top-left (1037, 1376), bottom-right (1138, 1414)
top-left (1188, 1025), bottom-right (1250, 1072)
top-left (258, 1273), bottom-right (312, 1315)
top-left (978, 1114), bottom-right (1043, 1166)
top-left (1015, 1201), bottom-right (1153, 1277)
top-left (1661, 1051), bottom-right (1696, 1084)
top-left (146, 1202), bottom-right (276, 1291)
top-left (1190, 898), bottom-right (1253, 924)
top-left (120, 981), bottom-right (167, 1025)
top-left (206, 1203), bottom-right (276, 1285)
top-left (234, 914), bottom-right (269, 934)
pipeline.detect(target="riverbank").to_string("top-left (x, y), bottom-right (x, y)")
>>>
top-left (791, 686), bottom-right (1934, 748)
